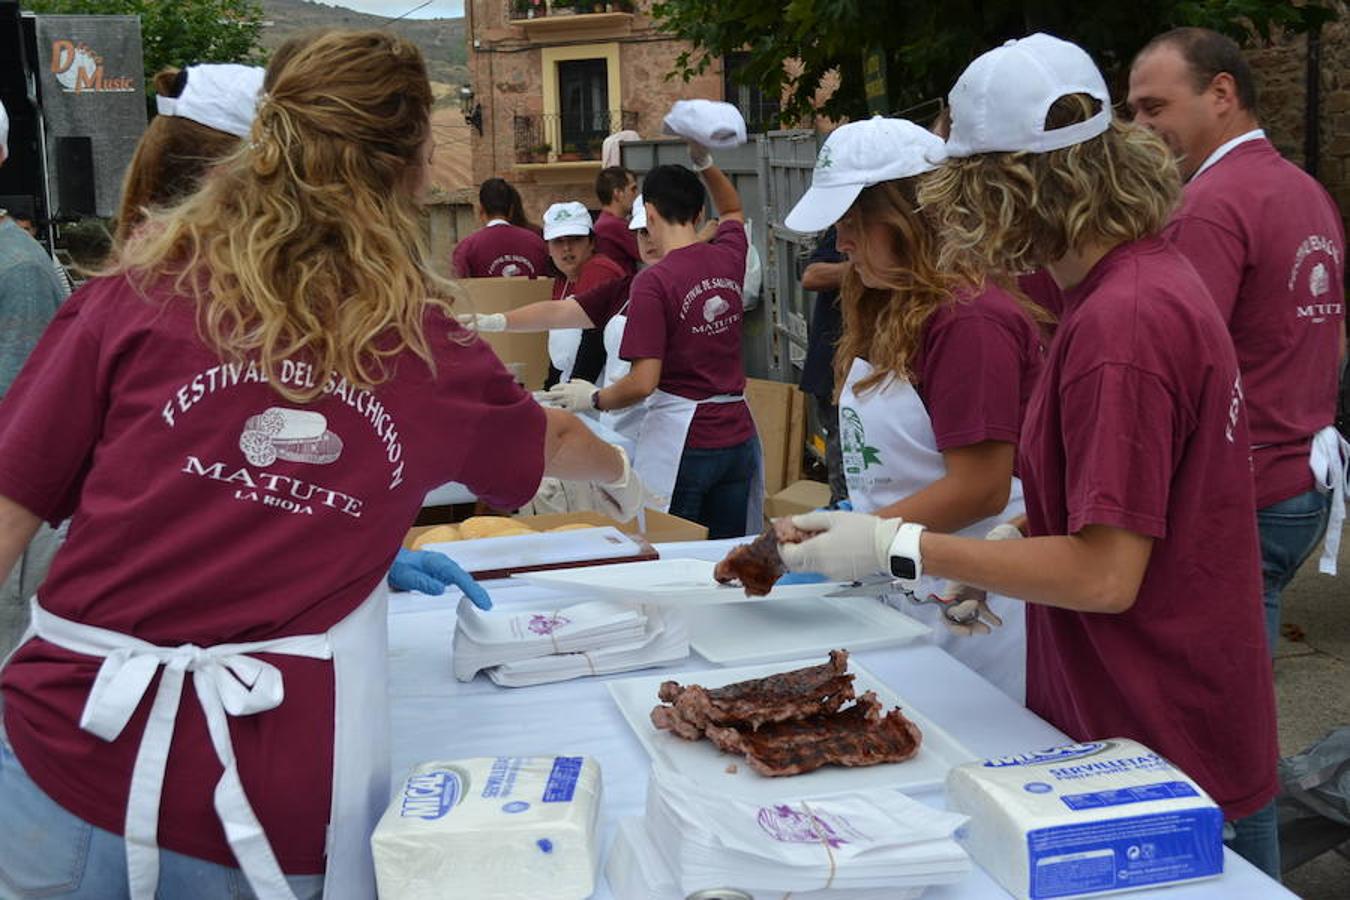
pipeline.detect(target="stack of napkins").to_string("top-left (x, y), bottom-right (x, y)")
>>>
top-left (640, 767), bottom-right (971, 895)
top-left (453, 597), bottom-right (688, 685)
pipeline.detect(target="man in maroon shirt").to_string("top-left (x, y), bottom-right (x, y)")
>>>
top-left (593, 166), bottom-right (641, 274)
top-left (1129, 28), bottom-right (1348, 651)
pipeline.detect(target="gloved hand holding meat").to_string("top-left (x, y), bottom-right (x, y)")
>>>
top-left (713, 518), bottom-right (814, 596)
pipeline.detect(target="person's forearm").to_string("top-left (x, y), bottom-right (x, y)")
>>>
top-left (871, 473), bottom-right (1010, 535)
top-left (0, 493), bottom-right (41, 587)
top-left (541, 409), bottom-right (624, 482)
top-left (920, 529), bottom-right (1149, 614)
top-left (596, 372), bottom-right (652, 412)
top-left (801, 261), bottom-right (848, 292)
top-left (700, 163), bottom-right (744, 221)
top-left (504, 298), bottom-right (594, 332)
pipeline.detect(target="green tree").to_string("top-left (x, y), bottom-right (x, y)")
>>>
top-left (651, 0), bottom-right (1337, 125)
top-left (25, 0), bottom-right (265, 93)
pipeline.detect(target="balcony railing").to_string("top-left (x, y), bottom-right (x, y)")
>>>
top-left (515, 109), bottom-right (639, 164)
top-left (507, 0), bottom-right (636, 20)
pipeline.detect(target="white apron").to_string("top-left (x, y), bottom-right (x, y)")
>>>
top-left (597, 304), bottom-right (648, 443)
top-left (15, 584), bottom-right (391, 900)
top-left (547, 328), bottom-right (582, 384)
top-left (1310, 424), bottom-right (1350, 575)
top-left (633, 388), bottom-right (764, 536)
top-left (839, 357), bottom-right (1026, 702)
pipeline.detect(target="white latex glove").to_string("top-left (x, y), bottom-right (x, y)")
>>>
top-left (939, 521), bottom-right (1024, 636)
top-left (778, 510), bottom-right (903, 583)
top-left (593, 445), bottom-right (645, 522)
top-left (455, 312), bottom-right (507, 332)
top-left (544, 378), bottom-right (597, 412)
top-left (688, 140), bottom-right (714, 172)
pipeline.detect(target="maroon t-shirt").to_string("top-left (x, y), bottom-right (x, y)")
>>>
top-left (1018, 237), bottom-right (1277, 820)
top-left (1017, 269), bottom-right (1064, 319)
top-left (621, 219), bottom-right (754, 448)
top-left (910, 283), bottom-right (1044, 454)
top-left (575, 274), bottom-right (634, 330)
top-left (550, 252), bottom-right (627, 301)
top-left (1165, 137), bottom-right (1346, 508)
top-left (593, 209), bottom-right (640, 275)
top-left (451, 221), bottom-right (549, 279)
top-left (0, 275), bottom-right (547, 871)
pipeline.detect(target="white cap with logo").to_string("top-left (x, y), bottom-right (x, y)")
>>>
top-left (783, 116), bottom-right (946, 234)
top-left (662, 98), bottom-right (747, 149)
top-left (155, 63), bottom-right (265, 138)
top-left (945, 33), bottom-right (1111, 158)
top-left (542, 201), bottom-right (593, 241)
top-left (628, 193), bottom-right (646, 231)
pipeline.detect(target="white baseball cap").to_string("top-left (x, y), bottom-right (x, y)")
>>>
top-left (629, 192), bottom-right (647, 231)
top-left (0, 99), bottom-right (8, 159)
top-left (945, 33), bottom-right (1111, 158)
top-left (542, 201), bottom-right (593, 241)
top-left (783, 116), bottom-right (946, 233)
top-left (662, 99), bottom-right (747, 149)
top-left (155, 63), bottom-right (265, 138)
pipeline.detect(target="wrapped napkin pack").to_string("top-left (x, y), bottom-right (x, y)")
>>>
top-left (946, 739), bottom-right (1224, 900)
top-left (453, 597), bottom-right (688, 685)
top-left (372, 756), bottom-right (602, 900)
top-left (641, 767), bottom-right (971, 896)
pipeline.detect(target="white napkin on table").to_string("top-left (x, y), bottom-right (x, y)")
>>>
top-left (487, 604), bottom-right (689, 687)
top-left (452, 597), bottom-right (648, 681)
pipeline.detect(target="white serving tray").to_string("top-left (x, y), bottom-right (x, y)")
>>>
top-left (515, 557), bottom-right (847, 606)
top-left (608, 657), bottom-right (976, 800)
top-left (688, 596), bottom-right (929, 665)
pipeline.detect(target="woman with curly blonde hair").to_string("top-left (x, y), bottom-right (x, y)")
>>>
top-left (0, 29), bottom-right (641, 900)
top-left (780, 34), bottom-right (1279, 876)
top-left (782, 116), bottom-right (1045, 701)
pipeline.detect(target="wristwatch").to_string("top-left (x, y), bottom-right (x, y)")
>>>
top-left (887, 522), bottom-right (927, 589)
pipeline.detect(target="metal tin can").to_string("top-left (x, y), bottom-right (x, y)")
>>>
top-left (685, 891), bottom-right (755, 900)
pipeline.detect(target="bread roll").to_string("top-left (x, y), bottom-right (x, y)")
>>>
top-left (411, 524), bottom-right (461, 549)
top-left (549, 523), bottom-right (598, 532)
top-left (460, 516), bottom-right (536, 540)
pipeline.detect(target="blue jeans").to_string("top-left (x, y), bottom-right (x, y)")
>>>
top-left (0, 735), bottom-right (324, 899)
top-left (1225, 798), bottom-right (1281, 880)
top-left (1256, 489), bottom-right (1331, 653)
top-left (669, 438), bottom-right (758, 539)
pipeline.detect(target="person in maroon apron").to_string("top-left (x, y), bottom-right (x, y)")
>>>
top-left (0, 30), bottom-right (643, 900)
top-left (779, 33), bottom-right (1280, 878)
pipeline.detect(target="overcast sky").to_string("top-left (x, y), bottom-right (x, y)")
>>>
top-left (326, 1), bottom-right (465, 20)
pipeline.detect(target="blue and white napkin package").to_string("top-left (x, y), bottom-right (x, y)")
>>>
top-left (372, 756), bottom-right (602, 900)
top-left (946, 739), bottom-right (1223, 899)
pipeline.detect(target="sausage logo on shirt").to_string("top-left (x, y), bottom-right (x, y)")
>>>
top-left (238, 407), bottom-right (344, 468)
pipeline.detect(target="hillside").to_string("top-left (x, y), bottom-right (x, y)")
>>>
top-left (258, 0), bottom-right (474, 192)
top-left (260, 0), bottom-right (468, 90)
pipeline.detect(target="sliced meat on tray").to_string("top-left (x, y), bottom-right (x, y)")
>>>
top-left (703, 690), bottom-right (924, 777)
top-left (652, 649), bottom-right (854, 732)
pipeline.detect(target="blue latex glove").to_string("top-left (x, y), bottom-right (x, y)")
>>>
top-left (834, 499), bottom-right (853, 511)
top-left (389, 549), bottom-right (492, 610)
top-left (775, 571), bottom-right (829, 585)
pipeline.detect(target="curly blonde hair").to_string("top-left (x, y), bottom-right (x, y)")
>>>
top-left (110, 30), bottom-right (456, 403)
top-left (832, 178), bottom-right (1047, 399)
top-left (918, 95), bottom-right (1180, 282)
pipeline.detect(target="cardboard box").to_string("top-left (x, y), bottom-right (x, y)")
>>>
top-left (459, 276), bottom-right (554, 390)
top-left (404, 509), bottom-right (707, 550)
top-left (763, 479), bottom-right (831, 520)
top-left (745, 377), bottom-right (806, 495)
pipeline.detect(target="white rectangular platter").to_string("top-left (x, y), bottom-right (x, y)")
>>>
top-left (516, 557), bottom-right (846, 606)
top-left (608, 657), bottom-right (976, 801)
top-left (688, 596), bottom-right (930, 665)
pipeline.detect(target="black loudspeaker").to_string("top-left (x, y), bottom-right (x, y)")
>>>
top-left (56, 136), bottom-right (95, 218)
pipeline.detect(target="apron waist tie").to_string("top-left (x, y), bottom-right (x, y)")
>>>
top-left (1310, 425), bottom-right (1350, 575)
top-left (28, 598), bottom-right (333, 900)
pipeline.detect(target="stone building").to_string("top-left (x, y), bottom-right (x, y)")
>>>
top-left (1246, 2), bottom-right (1350, 227)
top-left (460, 0), bottom-right (774, 225)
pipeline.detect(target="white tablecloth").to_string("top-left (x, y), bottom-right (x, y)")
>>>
top-left (422, 412), bottom-right (635, 507)
top-left (387, 538), bottom-right (1294, 900)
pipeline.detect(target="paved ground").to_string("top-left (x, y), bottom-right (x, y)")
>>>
top-left (1273, 520), bottom-right (1350, 899)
